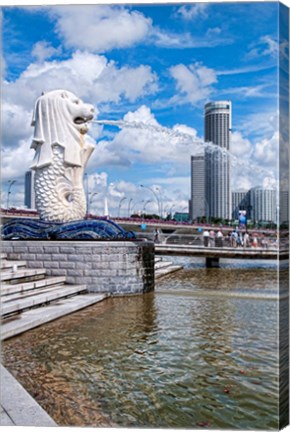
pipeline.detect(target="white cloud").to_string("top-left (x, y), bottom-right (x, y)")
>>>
top-left (50, 5), bottom-right (152, 53)
top-left (254, 131), bottom-right (279, 166)
top-left (2, 51), bottom-right (158, 164)
top-left (169, 62), bottom-right (217, 105)
top-left (246, 35), bottom-right (278, 60)
top-left (31, 41), bottom-right (62, 62)
top-left (93, 105), bottom-right (203, 170)
top-left (175, 3), bottom-right (209, 20)
top-left (231, 131), bottom-right (252, 157)
top-left (1, 139), bottom-right (33, 182)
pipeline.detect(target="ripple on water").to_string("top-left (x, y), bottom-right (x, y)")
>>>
top-left (2, 265), bottom-right (280, 429)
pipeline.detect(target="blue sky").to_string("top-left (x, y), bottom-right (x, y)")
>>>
top-left (1, 1), bottom-right (287, 216)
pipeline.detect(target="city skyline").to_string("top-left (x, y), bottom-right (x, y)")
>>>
top-left (2, 2), bottom-right (282, 215)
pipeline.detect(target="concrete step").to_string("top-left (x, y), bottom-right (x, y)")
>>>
top-left (155, 260), bottom-right (173, 270)
top-left (1, 260), bottom-right (27, 270)
top-left (2, 283), bottom-right (71, 303)
top-left (1, 293), bottom-right (107, 340)
top-left (155, 264), bottom-right (183, 279)
top-left (1, 276), bottom-right (67, 296)
top-left (1, 253), bottom-right (7, 260)
top-left (1, 268), bottom-right (46, 283)
top-left (1, 285), bottom-right (87, 317)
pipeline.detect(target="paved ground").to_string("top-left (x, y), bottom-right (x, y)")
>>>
top-left (0, 365), bottom-right (57, 426)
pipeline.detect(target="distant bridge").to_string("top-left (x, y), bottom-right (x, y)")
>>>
top-left (155, 244), bottom-right (288, 267)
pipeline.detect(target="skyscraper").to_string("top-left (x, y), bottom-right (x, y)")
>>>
top-left (190, 153), bottom-right (205, 221)
top-left (24, 170), bottom-right (35, 209)
top-left (250, 187), bottom-right (277, 223)
top-left (204, 101), bottom-right (232, 220)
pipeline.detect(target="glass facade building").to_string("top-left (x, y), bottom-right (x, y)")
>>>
top-left (204, 101), bottom-right (232, 220)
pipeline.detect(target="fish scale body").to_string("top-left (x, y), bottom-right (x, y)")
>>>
top-left (34, 145), bottom-right (86, 222)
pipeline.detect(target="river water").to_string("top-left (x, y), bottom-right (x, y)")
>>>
top-left (2, 257), bottom-right (286, 429)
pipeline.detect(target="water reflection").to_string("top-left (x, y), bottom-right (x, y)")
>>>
top-left (2, 262), bottom-right (281, 429)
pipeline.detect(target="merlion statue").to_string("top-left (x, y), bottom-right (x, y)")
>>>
top-left (30, 90), bottom-right (95, 222)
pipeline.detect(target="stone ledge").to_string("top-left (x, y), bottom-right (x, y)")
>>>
top-left (0, 365), bottom-right (57, 426)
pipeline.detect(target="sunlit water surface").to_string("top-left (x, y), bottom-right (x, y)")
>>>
top-left (3, 258), bottom-right (285, 429)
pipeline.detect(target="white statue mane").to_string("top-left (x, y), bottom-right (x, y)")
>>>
top-left (31, 90), bottom-right (95, 222)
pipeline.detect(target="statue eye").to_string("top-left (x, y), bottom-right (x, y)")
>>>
top-left (74, 99), bottom-right (79, 104)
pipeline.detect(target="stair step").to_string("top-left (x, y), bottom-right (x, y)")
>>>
top-left (1, 293), bottom-right (107, 340)
top-left (1, 268), bottom-right (46, 283)
top-left (1, 276), bottom-right (67, 296)
top-left (2, 283), bottom-right (69, 303)
top-left (1, 285), bottom-right (87, 317)
top-left (1, 260), bottom-right (27, 270)
top-left (1, 253), bottom-right (7, 260)
top-left (155, 260), bottom-right (173, 270)
top-left (155, 265), bottom-right (183, 279)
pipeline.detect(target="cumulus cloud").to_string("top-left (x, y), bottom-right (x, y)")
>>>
top-left (31, 41), bottom-right (62, 62)
top-left (169, 62), bottom-right (217, 105)
top-left (4, 51), bottom-right (157, 110)
top-left (231, 131), bottom-right (252, 157)
top-left (2, 51), bottom-right (158, 159)
top-left (49, 5), bottom-right (152, 53)
top-left (93, 105), bottom-right (203, 171)
top-left (254, 131), bottom-right (279, 166)
top-left (175, 3), bottom-right (209, 20)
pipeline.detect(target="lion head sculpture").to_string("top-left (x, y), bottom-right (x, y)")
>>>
top-left (31, 89), bottom-right (95, 168)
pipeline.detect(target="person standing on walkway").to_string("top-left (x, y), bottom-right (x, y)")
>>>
top-left (203, 230), bottom-right (210, 247)
top-left (209, 230), bottom-right (215, 247)
top-left (243, 231), bottom-right (250, 248)
top-left (216, 230), bottom-right (224, 247)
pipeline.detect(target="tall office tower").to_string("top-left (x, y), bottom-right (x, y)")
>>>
top-left (190, 153), bottom-right (205, 221)
top-left (24, 170), bottom-right (35, 209)
top-left (232, 191), bottom-right (251, 220)
top-left (280, 190), bottom-right (289, 225)
top-left (250, 187), bottom-right (277, 223)
top-left (204, 101), bottom-right (232, 220)
top-left (189, 154), bottom-right (206, 220)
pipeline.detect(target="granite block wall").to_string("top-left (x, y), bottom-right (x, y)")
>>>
top-left (3, 240), bottom-right (155, 295)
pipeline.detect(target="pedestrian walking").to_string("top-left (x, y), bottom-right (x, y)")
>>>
top-left (153, 227), bottom-right (160, 243)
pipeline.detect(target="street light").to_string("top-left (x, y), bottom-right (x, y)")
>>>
top-left (128, 198), bottom-right (133, 217)
top-left (88, 192), bottom-right (98, 215)
top-left (7, 180), bottom-right (16, 209)
top-left (143, 199), bottom-right (152, 214)
top-left (131, 200), bottom-right (144, 215)
top-left (118, 196), bottom-right (127, 217)
top-left (140, 184), bottom-right (161, 218)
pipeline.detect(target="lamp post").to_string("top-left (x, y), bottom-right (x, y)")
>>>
top-left (142, 199), bottom-right (152, 215)
top-left (118, 196), bottom-right (127, 217)
top-left (88, 192), bottom-right (98, 215)
top-left (140, 185), bottom-right (161, 218)
top-left (84, 173), bottom-right (89, 215)
top-left (128, 198), bottom-right (133, 218)
top-left (7, 180), bottom-right (16, 209)
top-left (169, 204), bottom-right (175, 220)
top-left (131, 200), bottom-right (144, 215)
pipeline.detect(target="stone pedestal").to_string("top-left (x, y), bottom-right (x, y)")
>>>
top-left (3, 240), bottom-right (155, 295)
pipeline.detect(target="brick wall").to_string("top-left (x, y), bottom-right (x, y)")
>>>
top-left (3, 240), bottom-right (155, 295)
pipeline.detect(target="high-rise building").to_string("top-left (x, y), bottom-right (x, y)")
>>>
top-left (250, 187), bottom-right (277, 223)
top-left (204, 101), bottom-right (232, 220)
top-left (232, 191), bottom-right (251, 220)
top-left (24, 170), bottom-right (35, 209)
top-left (280, 190), bottom-right (289, 225)
top-left (190, 153), bottom-right (205, 221)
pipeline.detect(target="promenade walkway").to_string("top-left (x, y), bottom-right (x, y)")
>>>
top-left (155, 244), bottom-right (287, 267)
